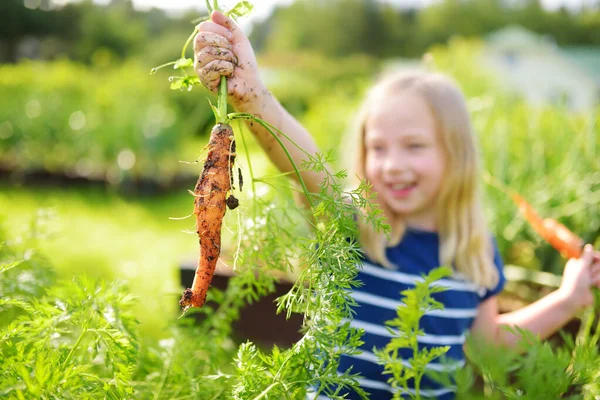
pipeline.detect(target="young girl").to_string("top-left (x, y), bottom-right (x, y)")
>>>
top-left (193, 11), bottom-right (600, 399)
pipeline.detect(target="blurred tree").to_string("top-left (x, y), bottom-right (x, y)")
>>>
top-left (255, 0), bottom-right (416, 58)
top-left (416, 0), bottom-right (507, 49)
top-left (0, 0), bottom-right (187, 63)
top-left (378, 5), bottom-right (419, 57)
top-left (252, 0), bottom-right (600, 59)
top-left (2, 0), bottom-right (599, 64)
top-left (71, 0), bottom-right (145, 62)
top-left (0, 0), bottom-right (64, 61)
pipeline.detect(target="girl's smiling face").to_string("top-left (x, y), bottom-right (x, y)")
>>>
top-left (364, 90), bottom-right (446, 230)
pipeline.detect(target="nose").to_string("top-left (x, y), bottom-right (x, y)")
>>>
top-left (382, 151), bottom-right (407, 176)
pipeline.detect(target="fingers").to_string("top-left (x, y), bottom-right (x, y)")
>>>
top-left (592, 269), bottom-right (600, 287)
top-left (193, 28), bottom-right (236, 91)
top-left (587, 250), bottom-right (600, 287)
top-left (581, 244), bottom-right (594, 265)
top-left (211, 11), bottom-right (244, 42)
top-left (194, 32), bottom-right (232, 53)
top-left (196, 46), bottom-right (236, 69)
top-left (592, 254), bottom-right (600, 279)
top-left (197, 60), bottom-right (234, 92)
top-left (197, 20), bottom-right (233, 41)
top-left (193, 11), bottom-right (255, 96)
top-left (593, 250), bottom-right (600, 263)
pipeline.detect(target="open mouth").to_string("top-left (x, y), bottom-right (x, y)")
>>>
top-left (388, 182), bottom-right (417, 197)
top-left (390, 183), bottom-right (415, 190)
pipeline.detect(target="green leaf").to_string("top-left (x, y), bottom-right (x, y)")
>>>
top-left (225, 1), bottom-right (254, 21)
top-left (425, 265), bottom-right (453, 283)
top-left (0, 297), bottom-right (34, 313)
top-left (0, 260), bottom-right (22, 274)
top-left (174, 58), bottom-right (193, 69)
top-left (208, 99), bottom-right (223, 122)
top-left (170, 78), bottom-right (184, 90)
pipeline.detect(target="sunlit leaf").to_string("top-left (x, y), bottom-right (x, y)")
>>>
top-left (225, 1), bottom-right (254, 21)
top-left (174, 58), bottom-right (193, 69)
top-left (170, 78), bottom-right (184, 90)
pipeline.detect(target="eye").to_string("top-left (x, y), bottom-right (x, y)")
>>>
top-left (408, 143), bottom-right (425, 150)
top-left (367, 143), bottom-right (386, 153)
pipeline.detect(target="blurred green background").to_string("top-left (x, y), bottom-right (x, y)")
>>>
top-left (1, 0), bottom-right (599, 338)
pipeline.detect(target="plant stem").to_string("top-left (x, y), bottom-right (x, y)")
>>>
top-left (150, 61), bottom-right (177, 74)
top-left (251, 382), bottom-right (278, 400)
top-left (181, 28), bottom-right (198, 60)
top-left (62, 327), bottom-right (87, 368)
top-left (576, 307), bottom-right (594, 346)
top-left (208, 389), bottom-right (225, 400)
top-left (228, 113), bottom-right (314, 209)
top-left (153, 350), bottom-right (173, 400)
top-left (255, 170), bottom-right (309, 180)
top-left (228, 113), bottom-right (313, 157)
top-left (217, 76), bottom-right (228, 124)
top-left (238, 120), bottom-right (257, 217)
top-left (590, 312), bottom-right (600, 347)
top-left (411, 331), bottom-right (422, 400)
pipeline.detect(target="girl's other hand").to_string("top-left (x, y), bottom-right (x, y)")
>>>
top-left (194, 11), bottom-right (266, 109)
top-left (558, 244), bottom-right (600, 312)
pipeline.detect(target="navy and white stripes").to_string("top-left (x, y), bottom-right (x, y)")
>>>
top-left (319, 228), bottom-right (505, 399)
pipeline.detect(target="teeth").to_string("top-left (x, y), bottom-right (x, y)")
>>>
top-left (391, 183), bottom-right (412, 190)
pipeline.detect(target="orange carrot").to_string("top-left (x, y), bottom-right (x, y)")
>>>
top-left (179, 123), bottom-right (237, 310)
top-left (511, 192), bottom-right (583, 259)
top-left (540, 219), bottom-right (583, 259)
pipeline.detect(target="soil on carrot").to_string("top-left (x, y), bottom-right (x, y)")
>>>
top-left (179, 123), bottom-right (237, 310)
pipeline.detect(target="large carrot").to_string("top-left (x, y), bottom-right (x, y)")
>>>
top-left (484, 172), bottom-right (584, 259)
top-left (179, 123), bottom-right (237, 310)
top-left (510, 192), bottom-right (583, 259)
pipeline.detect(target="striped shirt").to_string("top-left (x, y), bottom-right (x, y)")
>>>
top-left (334, 227), bottom-right (505, 399)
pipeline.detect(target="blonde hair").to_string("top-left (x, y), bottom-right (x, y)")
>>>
top-left (347, 70), bottom-right (498, 289)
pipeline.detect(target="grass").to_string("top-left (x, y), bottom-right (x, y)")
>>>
top-left (1, 183), bottom-right (201, 339)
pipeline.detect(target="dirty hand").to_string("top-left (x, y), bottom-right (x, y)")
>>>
top-left (194, 11), bottom-right (265, 109)
top-left (558, 244), bottom-right (600, 311)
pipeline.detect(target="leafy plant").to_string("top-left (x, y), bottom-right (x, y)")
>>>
top-left (375, 266), bottom-right (453, 399)
top-left (0, 249), bottom-right (138, 399)
top-left (460, 325), bottom-right (600, 399)
top-left (374, 264), bottom-right (600, 400)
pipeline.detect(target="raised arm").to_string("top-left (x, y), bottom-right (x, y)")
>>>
top-left (471, 245), bottom-right (600, 348)
top-left (194, 11), bottom-right (326, 196)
